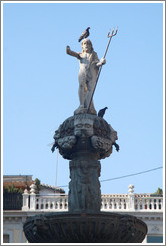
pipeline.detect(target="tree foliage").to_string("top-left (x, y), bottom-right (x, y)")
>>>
top-left (4, 184), bottom-right (23, 194)
top-left (154, 187), bottom-right (163, 195)
top-left (151, 187), bottom-right (163, 197)
top-left (34, 178), bottom-right (41, 194)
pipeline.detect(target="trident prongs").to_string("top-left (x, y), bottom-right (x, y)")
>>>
top-left (107, 27), bottom-right (118, 38)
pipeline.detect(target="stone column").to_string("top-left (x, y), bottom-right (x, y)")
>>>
top-left (68, 159), bottom-right (101, 212)
top-left (51, 114), bottom-right (118, 213)
top-left (29, 184), bottom-right (36, 211)
top-left (128, 184), bottom-right (135, 211)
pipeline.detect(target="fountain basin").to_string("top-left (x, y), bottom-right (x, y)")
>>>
top-left (23, 211), bottom-right (147, 243)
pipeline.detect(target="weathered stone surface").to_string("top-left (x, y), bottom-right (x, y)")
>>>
top-left (68, 160), bottom-right (101, 212)
top-left (51, 113), bottom-right (118, 214)
top-left (51, 113), bottom-right (118, 160)
top-left (23, 212), bottom-right (148, 243)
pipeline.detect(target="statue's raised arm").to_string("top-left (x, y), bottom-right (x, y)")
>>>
top-left (66, 46), bottom-right (81, 60)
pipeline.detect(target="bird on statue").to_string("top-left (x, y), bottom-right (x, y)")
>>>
top-left (98, 107), bottom-right (108, 118)
top-left (78, 27), bottom-right (90, 42)
top-left (112, 142), bottom-right (120, 152)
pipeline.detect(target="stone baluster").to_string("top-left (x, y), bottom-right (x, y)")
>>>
top-left (105, 198), bottom-right (107, 209)
top-left (48, 199), bottom-right (51, 209)
top-left (39, 199), bottom-right (42, 209)
top-left (61, 197), bottom-right (64, 209)
top-left (125, 198), bottom-right (129, 210)
top-left (151, 199), bottom-right (153, 210)
top-left (63, 198), bottom-right (65, 209)
top-left (117, 199), bottom-right (120, 210)
top-left (104, 198), bottom-right (106, 209)
top-left (112, 199), bottom-right (115, 210)
top-left (64, 197), bottom-right (66, 209)
top-left (108, 197), bottom-right (111, 209)
top-left (160, 199), bottom-right (163, 210)
top-left (142, 198), bottom-right (145, 210)
top-left (121, 199), bottom-right (124, 210)
top-left (113, 200), bottom-right (116, 210)
top-left (43, 199), bottom-right (46, 209)
top-left (22, 189), bottom-right (29, 211)
top-left (66, 200), bottom-right (68, 210)
top-left (57, 198), bottom-right (60, 209)
top-left (156, 198), bottom-right (159, 210)
top-left (107, 197), bottom-right (110, 209)
top-left (115, 199), bottom-right (118, 209)
top-left (101, 197), bottom-right (104, 209)
top-left (51, 200), bottom-right (55, 209)
top-left (137, 198), bottom-right (140, 210)
top-left (147, 198), bottom-right (150, 210)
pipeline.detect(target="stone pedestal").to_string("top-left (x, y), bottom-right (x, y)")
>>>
top-left (51, 113), bottom-right (117, 213)
top-left (23, 113), bottom-right (148, 243)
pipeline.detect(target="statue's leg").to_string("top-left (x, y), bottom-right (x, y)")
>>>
top-left (78, 76), bottom-right (87, 107)
top-left (85, 80), bottom-right (97, 114)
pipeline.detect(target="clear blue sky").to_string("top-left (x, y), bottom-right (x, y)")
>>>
top-left (2, 1), bottom-right (164, 194)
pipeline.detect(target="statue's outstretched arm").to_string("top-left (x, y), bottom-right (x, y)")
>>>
top-left (66, 46), bottom-right (81, 60)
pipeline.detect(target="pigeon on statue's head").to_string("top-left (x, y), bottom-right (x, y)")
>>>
top-left (78, 27), bottom-right (90, 42)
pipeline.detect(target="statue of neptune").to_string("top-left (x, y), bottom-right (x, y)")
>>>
top-left (66, 39), bottom-right (106, 115)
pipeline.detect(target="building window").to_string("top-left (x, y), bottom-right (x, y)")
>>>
top-left (3, 234), bottom-right (9, 243)
top-left (147, 236), bottom-right (163, 243)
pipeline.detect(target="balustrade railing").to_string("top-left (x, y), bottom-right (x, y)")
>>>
top-left (35, 195), bottom-right (68, 211)
top-left (101, 194), bottom-right (163, 211)
top-left (134, 195), bottom-right (163, 211)
top-left (101, 194), bottom-right (130, 211)
top-left (22, 192), bottom-right (163, 212)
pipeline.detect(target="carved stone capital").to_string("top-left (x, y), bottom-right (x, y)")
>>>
top-left (52, 113), bottom-right (118, 160)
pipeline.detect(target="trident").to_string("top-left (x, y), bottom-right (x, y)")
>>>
top-left (87, 27), bottom-right (118, 112)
